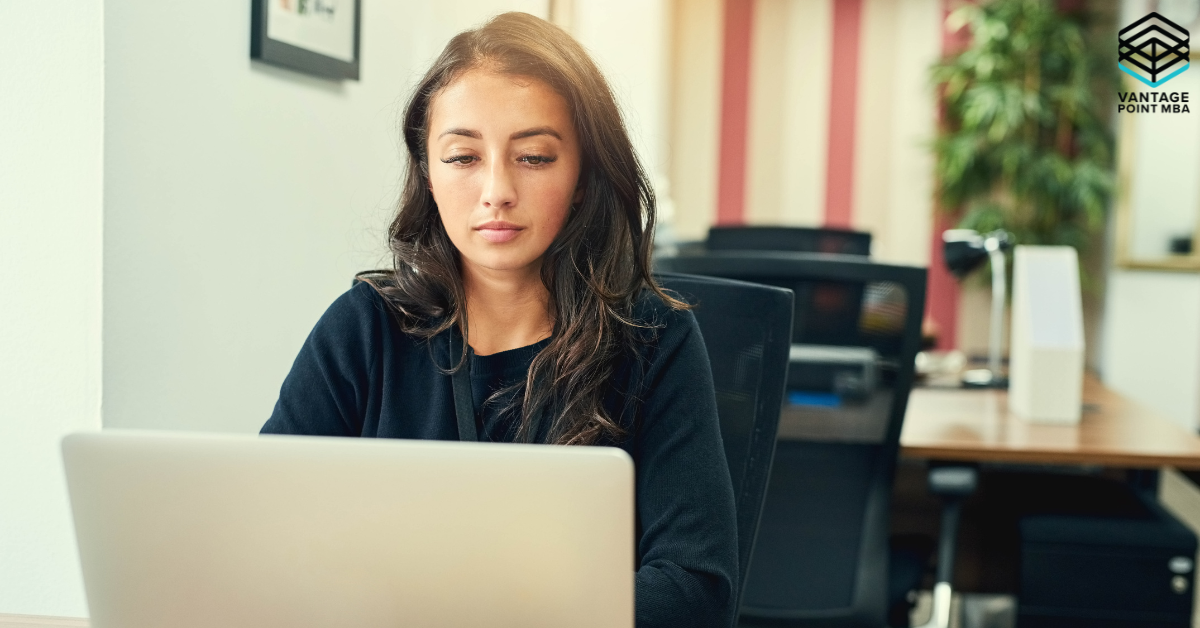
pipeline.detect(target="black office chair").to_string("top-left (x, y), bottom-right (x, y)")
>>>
top-left (655, 252), bottom-right (928, 628)
top-left (707, 226), bottom-right (873, 257)
top-left (656, 273), bottom-right (794, 624)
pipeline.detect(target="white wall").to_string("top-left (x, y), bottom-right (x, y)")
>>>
top-left (102, 0), bottom-right (545, 435)
top-left (0, 1), bottom-right (105, 617)
top-left (571, 0), bottom-right (677, 236)
top-left (573, 0), bottom-right (672, 177)
top-left (673, 0), bottom-right (940, 261)
top-left (1102, 271), bottom-right (1200, 431)
top-left (745, 0), bottom-right (831, 229)
top-left (853, 0), bottom-right (939, 266)
top-left (670, 0), bottom-right (724, 241)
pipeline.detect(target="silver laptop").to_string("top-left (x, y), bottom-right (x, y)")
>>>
top-left (62, 431), bottom-right (634, 628)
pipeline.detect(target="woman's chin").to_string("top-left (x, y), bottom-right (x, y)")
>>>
top-left (461, 251), bottom-right (543, 276)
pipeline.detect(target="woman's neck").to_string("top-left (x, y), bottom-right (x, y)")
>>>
top-left (461, 260), bottom-right (552, 356)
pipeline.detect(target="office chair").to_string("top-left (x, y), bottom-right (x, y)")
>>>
top-left (707, 226), bottom-right (873, 257)
top-left (656, 273), bottom-right (794, 622)
top-left (655, 252), bottom-right (928, 628)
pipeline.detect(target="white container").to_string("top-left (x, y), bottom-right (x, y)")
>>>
top-left (1009, 245), bottom-right (1086, 424)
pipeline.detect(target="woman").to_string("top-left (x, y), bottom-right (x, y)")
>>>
top-left (263, 12), bottom-right (737, 628)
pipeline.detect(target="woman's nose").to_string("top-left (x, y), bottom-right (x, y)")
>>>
top-left (480, 159), bottom-right (517, 209)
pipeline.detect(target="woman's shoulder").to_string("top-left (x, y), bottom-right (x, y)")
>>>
top-left (304, 281), bottom-right (404, 349)
top-left (631, 287), bottom-right (701, 351)
top-left (319, 280), bottom-right (391, 326)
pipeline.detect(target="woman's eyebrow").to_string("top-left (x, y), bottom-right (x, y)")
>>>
top-left (510, 126), bottom-right (562, 141)
top-left (437, 128), bottom-right (482, 140)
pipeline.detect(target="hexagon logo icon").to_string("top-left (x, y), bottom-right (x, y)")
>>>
top-left (1119, 12), bottom-right (1190, 88)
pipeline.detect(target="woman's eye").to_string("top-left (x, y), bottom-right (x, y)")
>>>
top-left (441, 155), bottom-right (477, 165)
top-left (519, 155), bottom-right (556, 166)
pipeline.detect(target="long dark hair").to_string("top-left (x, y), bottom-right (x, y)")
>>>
top-left (360, 12), bottom-right (684, 446)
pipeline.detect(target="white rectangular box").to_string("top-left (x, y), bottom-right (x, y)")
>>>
top-left (1009, 246), bottom-right (1086, 424)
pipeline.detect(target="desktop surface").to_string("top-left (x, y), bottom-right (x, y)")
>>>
top-left (901, 373), bottom-right (1200, 468)
top-left (62, 431), bottom-right (634, 628)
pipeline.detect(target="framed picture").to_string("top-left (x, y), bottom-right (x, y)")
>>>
top-left (251, 0), bottom-right (361, 81)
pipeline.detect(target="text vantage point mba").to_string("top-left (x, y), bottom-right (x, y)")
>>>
top-left (1117, 90), bottom-right (1191, 114)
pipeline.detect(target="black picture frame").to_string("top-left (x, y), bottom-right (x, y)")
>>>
top-left (250, 0), bottom-right (361, 81)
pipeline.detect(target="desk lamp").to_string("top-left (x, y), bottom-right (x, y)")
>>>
top-left (942, 229), bottom-right (1012, 388)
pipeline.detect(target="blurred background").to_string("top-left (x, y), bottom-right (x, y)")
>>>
top-left (3, 0), bottom-right (1199, 618)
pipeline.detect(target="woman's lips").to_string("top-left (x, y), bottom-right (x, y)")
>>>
top-left (475, 221), bottom-right (524, 243)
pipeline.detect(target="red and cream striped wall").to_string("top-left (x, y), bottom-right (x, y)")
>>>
top-left (665, 0), bottom-right (961, 348)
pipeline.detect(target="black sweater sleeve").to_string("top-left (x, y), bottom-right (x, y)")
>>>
top-left (633, 307), bottom-right (739, 628)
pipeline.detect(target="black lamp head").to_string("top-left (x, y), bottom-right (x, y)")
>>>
top-left (943, 229), bottom-right (988, 278)
top-left (942, 229), bottom-right (1012, 278)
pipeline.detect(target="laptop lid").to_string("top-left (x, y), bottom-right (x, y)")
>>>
top-left (62, 431), bottom-right (634, 628)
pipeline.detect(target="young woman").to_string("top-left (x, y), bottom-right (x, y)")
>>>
top-left (262, 12), bottom-right (737, 628)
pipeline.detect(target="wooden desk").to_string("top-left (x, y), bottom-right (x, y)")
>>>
top-left (900, 373), bottom-right (1200, 469)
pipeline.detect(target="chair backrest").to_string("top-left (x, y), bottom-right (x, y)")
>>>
top-left (655, 273), bottom-right (794, 621)
top-left (705, 227), bottom-right (873, 348)
top-left (655, 252), bottom-right (927, 627)
top-left (707, 226), bottom-right (872, 257)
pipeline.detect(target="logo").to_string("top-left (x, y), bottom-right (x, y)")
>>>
top-left (1119, 12), bottom-right (1190, 88)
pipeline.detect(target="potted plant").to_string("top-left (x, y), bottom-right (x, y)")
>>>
top-left (932, 0), bottom-right (1116, 264)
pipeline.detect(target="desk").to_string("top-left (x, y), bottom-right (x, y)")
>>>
top-left (900, 373), bottom-right (1200, 469)
top-left (897, 374), bottom-right (1200, 627)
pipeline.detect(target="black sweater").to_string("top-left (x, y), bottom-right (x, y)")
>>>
top-left (262, 282), bottom-right (738, 628)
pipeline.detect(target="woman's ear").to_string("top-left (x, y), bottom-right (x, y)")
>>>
top-left (572, 185), bottom-right (584, 205)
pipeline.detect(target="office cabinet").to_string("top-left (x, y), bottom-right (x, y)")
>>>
top-left (1018, 491), bottom-right (1196, 628)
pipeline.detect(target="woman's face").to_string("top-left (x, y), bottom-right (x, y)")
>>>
top-left (427, 69), bottom-right (581, 279)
